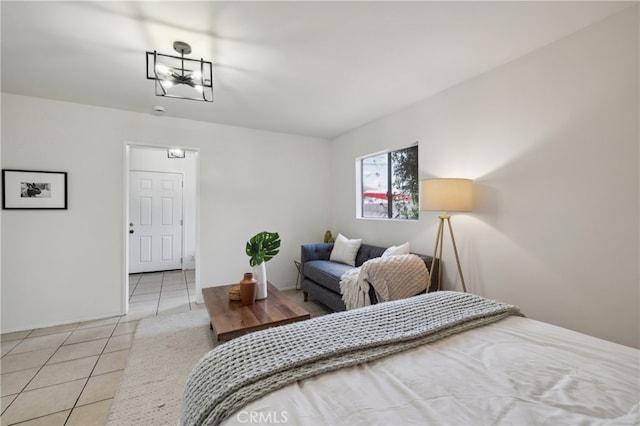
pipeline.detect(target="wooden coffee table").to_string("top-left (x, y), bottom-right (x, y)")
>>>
top-left (202, 282), bottom-right (310, 341)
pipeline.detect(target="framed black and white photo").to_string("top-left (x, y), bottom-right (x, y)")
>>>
top-left (2, 169), bottom-right (68, 209)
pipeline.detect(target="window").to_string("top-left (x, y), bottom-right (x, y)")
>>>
top-left (359, 144), bottom-right (419, 220)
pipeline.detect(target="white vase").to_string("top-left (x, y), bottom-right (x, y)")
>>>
top-left (253, 262), bottom-right (268, 300)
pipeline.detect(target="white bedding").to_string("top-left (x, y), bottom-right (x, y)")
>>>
top-left (222, 316), bottom-right (639, 425)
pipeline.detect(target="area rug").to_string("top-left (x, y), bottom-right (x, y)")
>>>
top-left (107, 309), bottom-right (214, 426)
top-left (107, 291), bottom-right (329, 426)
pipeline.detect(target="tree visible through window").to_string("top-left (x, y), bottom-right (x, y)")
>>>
top-left (360, 145), bottom-right (418, 219)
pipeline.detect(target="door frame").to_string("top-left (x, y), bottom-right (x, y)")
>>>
top-left (122, 141), bottom-right (201, 314)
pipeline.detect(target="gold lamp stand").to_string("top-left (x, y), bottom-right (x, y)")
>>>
top-left (430, 212), bottom-right (467, 292)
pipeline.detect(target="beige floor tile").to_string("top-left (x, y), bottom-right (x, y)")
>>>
top-left (75, 317), bottom-right (119, 330)
top-left (25, 356), bottom-right (98, 391)
top-left (131, 285), bottom-right (161, 296)
top-left (160, 288), bottom-right (189, 299)
top-left (1, 368), bottom-right (39, 396)
top-left (159, 295), bottom-right (190, 305)
top-left (160, 290), bottom-right (189, 305)
top-left (28, 323), bottom-right (78, 338)
top-left (162, 282), bottom-right (187, 292)
top-left (1, 393), bottom-right (17, 413)
top-left (93, 349), bottom-right (129, 375)
top-left (137, 281), bottom-right (162, 288)
top-left (47, 338), bottom-right (108, 364)
top-left (163, 275), bottom-right (186, 282)
top-left (163, 295), bottom-right (189, 304)
top-left (1, 339), bottom-right (21, 357)
top-left (65, 325), bottom-right (116, 345)
top-left (9, 332), bottom-right (71, 355)
top-left (103, 334), bottom-right (133, 353)
top-left (118, 309), bottom-right (155, 323)
top-left (1, 330), bottom-right (31, 342)
top-left (117, 312), bottom-right (145, 324)
top-left (128, 300), bottom-right (158, 311)
top-left (1, 347), bottom-right (56, 374)
top-left (157, 303), bottom-right (191, 316)
top-left (1, 379), bottom-right (85, 425)
top-left (129, 292), bottom-right (160, 303)
top-left (135, 280), bottom-right (162, 288)
top-left (77, 370), bottom-right (123, 406)
top-left (162, 278), bottom-right (186, 285)
top-left (112, 321), bottom-right (138, 337)
top-left (138, 272), bottom-right (162, 285)
top-left (123, 307), bottom-right (158, 322)
top-left (66, 398), bottom-right (113, 426)
top-left (12, 409), bottom-right (70, 425)
top-left (164, 274), bottom-right (186, 282)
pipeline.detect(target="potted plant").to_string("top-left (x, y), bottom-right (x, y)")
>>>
top-left (245, 231), bottom-right (281, 299)
top-left (324, 230), bottom-right (335, 243)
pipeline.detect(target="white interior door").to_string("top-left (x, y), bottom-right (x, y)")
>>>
top-left (129, 170), bottom-right (183, 273)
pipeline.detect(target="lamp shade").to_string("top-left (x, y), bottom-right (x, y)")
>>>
top-left (420, 178), bottom-right (473, 212)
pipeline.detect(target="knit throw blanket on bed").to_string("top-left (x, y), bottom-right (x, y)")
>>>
top-left (180, 292), bottom-right (522, 426)
top-left (340, 254), bottom-right (429, 310)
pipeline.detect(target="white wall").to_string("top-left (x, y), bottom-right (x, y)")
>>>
top-left (331, 8), bottom-right (639, 347)
top-left (129, 146), bottom-right (198, 270)
top-left (1, 96), bottom-right (332, 332)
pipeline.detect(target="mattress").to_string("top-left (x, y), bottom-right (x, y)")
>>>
top-left (221, 316), bottom-right (639, 425)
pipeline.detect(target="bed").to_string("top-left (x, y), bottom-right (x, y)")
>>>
top-left (181, 292), bottom-right (639, 426)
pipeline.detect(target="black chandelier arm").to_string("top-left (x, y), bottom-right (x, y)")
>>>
top-left (151, 52), bottom-right (168, 96)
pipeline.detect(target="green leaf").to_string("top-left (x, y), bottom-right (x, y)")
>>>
top-left (246, 231), bottom-right (281, 267)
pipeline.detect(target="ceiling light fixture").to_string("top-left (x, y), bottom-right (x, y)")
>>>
top-left (146, 41), bottom-right (213, 102)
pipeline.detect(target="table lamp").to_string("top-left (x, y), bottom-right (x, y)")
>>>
top-left (420, 178), bottom-right (473, 292)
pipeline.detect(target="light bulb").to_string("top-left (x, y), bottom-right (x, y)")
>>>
top-left (155, 63), bottom-right (171, 76)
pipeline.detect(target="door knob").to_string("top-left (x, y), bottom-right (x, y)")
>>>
top-left (129, 230), bottom-right (134, 234)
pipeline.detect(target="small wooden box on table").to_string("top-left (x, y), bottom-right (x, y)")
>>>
top-left (202, 282), bottom-right (310, 342)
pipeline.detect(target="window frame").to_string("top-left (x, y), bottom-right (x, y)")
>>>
top-left (356, 143), bottom-right (419, 221)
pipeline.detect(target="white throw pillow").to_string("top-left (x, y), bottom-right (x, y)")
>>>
top-left (330, 233), bottom-right (362, 266)
top-left (382, 242), bottom-right (410, 257)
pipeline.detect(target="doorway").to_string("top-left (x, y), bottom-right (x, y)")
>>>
top-left (124, 144), bottom-right (199, 313)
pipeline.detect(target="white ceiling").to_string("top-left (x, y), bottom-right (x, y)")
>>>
top-left (1, 1), bottom-right (633, 139)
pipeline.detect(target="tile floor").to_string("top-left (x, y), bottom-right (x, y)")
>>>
top-left (0, 269), bottom-right (200, 426)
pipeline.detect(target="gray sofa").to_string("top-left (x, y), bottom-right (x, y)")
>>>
top-left (300, 242), bottom-right (440, 312)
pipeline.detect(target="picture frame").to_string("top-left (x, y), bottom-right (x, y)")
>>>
top-left (2, 169), bottom-right (68, 210)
